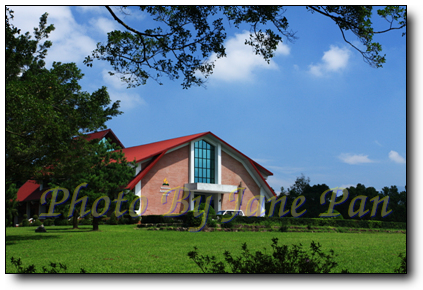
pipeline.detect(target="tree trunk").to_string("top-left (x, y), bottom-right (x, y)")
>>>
top-left (93, 216), bottom-right (99, 231)
top-left (72, 209), bottom-right (79, 229)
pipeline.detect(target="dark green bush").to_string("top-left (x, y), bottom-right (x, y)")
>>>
top-left (54, 218), bottom-right (69, 226)
top-left (183, 211), bottom-right (204, 227)
top-left (141, 215), bottom-right (175, 224)
top-left (199, 202), bottom-right (216, 216)
top-left (121, 213), bottom-right (140, 224)
top-left (279, 219), bottom-right (289, 232)
top-left (32, 219), bottom-right (42, 227)
top-left (78, 218), bottom-right (92, 225)
top-left (207, 218), bottom-right (217, 228)
top-left (109, 212), bottom-right (118, 225)
top-left (220, 215), bottom-right (235, 229)
top-left (32, 214), bottom-right (39, 220)
top-left (230, 216), bottom-right (406, 230)
top-left (394, 252), bottom-right (406, 273)
top-left (129, 216), bottom-right (141, 224)
top-left (20, 214), bottom-right (30, 227)
top-left (188, 238), bottom-right (347, 273)
top-left (43, 219), bottom-right (54, 226)
top-left (10, 257), bottom-right (87, 273)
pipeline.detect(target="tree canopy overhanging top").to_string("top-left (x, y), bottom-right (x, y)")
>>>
top-left (83, 5), bottom-right (406, 88)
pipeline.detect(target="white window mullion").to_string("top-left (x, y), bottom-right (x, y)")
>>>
top-left (217, 143), bottom-right (221, 185)
top-left (190, 142), bottom-right (195, 183)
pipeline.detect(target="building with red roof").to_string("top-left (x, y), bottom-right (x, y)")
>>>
top-left (16, 129), bottom-right (275, 222)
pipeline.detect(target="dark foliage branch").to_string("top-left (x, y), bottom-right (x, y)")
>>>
top-left (85, 6), bottom-right (405, 88)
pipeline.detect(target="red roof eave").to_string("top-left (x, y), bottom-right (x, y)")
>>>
top-left (249, 159), bottom-right (277, 197)
top-left (127, 150), bottom-right (167, 190)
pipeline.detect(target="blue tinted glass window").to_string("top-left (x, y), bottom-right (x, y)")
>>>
top-left (194, 140), bottom-right (215, 184)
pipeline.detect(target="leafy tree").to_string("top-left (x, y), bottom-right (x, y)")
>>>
top-left (48, 139), bottom-right (136, 231)
top-left (85, 6), bottom-right (406, 88)
top-left (379, 185), bottom-right (406, 222)
top-left (6, 8), bottom-right (122, 186)
top-left (301, 183), bottom-right (330, 218)
top-left (6, 183), bottom-right (19, 227)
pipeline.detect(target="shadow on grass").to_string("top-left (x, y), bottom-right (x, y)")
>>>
top-left (6, 234), bottom-right (61, 246)
top-left (44, 227), bottom-right (93, 233)
top-left (6, 227), bottom-right (94, 246)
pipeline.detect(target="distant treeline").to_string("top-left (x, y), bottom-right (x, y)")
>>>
top-left (267, 175), bottom-right (406, 223)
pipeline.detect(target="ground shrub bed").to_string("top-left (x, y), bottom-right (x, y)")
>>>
top-left (6, 225), bottom-right (405, 273)
top-left (231, 216), bottom-right (406, 230)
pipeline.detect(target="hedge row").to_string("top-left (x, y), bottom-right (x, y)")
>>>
top-left (139, 214), bottom-right (406, 230)
top-left (230, 216), bottom-right (406, 229)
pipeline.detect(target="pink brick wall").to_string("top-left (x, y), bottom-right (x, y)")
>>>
top-left (221, 151), bottom-right (262, 216)
top-left (139, 145), bottom-right (263, 216)
top-left (141, 146), bottom-right (190, 215)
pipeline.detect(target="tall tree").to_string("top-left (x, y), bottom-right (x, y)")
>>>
top-left (6, 8), bottom-right (122, 185)
top-left (48, 138), bottom-right (136, 231)
top-left (85, 6), bottom-right (406, 88)
top-left (5, 184), bottom-right (19, 227)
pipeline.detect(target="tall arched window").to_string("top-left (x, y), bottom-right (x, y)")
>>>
top-left (194, 140), bottom-right (215, 183)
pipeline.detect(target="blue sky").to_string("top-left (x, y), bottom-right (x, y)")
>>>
top-left (8, 5), bottom-right (407, 192)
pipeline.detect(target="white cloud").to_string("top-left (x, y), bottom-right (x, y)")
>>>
top-left (266, 165), bottom-right (304, 175)
top-left (266, 176), bottom-right (295, 192)
top-left (102, 70), bottom-right (146, 110)
top-left (207, 31), bottom-right (290, 83)
top-left (102, 70), bottom-right (127, 89)
top-left (76, 6), bottom-right (107, 15)
top-left (89, 17), bottom-right (119, 35)
top-left (374, 140), bottom-right (383, 147)
top-left (388, 150), bottom-right (406, 164)
top-left (338, 153), bottom-right (374, 164)
top-left (309, 45), bottom-right (351, 77)
top-left (108, 91), bottom-right (147, 111)
top-left (9, 6), bottom-right (97, 65)
top-left (252, 158), bottom-right (271, 164)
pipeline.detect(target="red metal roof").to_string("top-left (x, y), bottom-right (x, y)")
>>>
top-left (121, 132), bottom-right (208, 163)
top-left (17, 131), bottom-right (276, 201)
top-left (123, 132), bottom-right (275, 196)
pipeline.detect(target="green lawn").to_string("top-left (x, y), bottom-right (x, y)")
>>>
top-left (6, 225), bottom-right (406, 273)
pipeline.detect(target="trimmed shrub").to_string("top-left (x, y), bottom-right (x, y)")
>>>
top-left (121, 213), bottom-right (140, 225)
top-left (199, 203), bottom-right (216, 216)
top-left (141, 215), bottom-right (175, 224)
top-left (183, 211), bottom-right (203, 227)
top-left (210, 215), bottom-right (405, 230)
top-left (220, 215), bottom-right (235, 229)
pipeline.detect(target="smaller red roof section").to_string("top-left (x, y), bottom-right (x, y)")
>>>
top-left (17, 180), bottom-right (52, 202)
top-left (82, 129), bottom-right (125, 149)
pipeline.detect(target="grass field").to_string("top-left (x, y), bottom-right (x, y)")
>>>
top-left (6, 225), bottom-right (406, 273)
